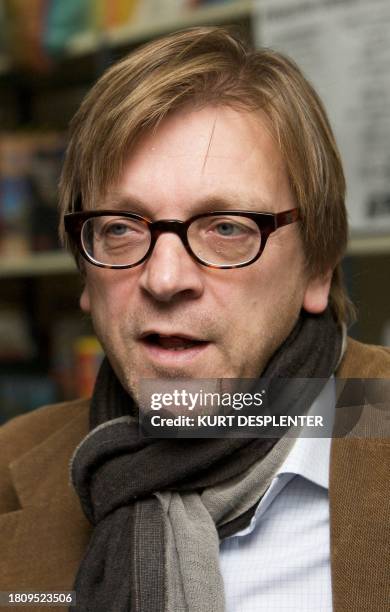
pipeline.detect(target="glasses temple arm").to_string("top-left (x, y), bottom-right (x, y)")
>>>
top-left (274, 208), bottom-right (300, 229)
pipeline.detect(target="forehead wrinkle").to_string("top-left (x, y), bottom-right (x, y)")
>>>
top-left (201, 113), bottom-right (218, 174)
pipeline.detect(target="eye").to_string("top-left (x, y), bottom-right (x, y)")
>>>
top-left (99, 219), bottom-right (146, 240)
top-left (213, 221), bottom-right (243, 237)
top-left (105, 222), bottom-right (130, 236)
top-left (207, 218), bottom-right (255, 239)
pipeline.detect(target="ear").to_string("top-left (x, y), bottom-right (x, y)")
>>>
top-left (303, 269), bottom-right (333, 314)
top-left (80, 284), bottom-right (91, 313)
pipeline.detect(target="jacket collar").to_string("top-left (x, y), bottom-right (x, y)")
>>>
top-left (1, 405), bottom-right (92, 591)
top-left (9, 407), bottom-right (89, 509)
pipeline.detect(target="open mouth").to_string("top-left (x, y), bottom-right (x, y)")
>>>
top-left (142, 333), bottom-right (208, 351)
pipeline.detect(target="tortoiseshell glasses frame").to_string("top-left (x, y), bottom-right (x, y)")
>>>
top-left (64, 208), bottom-right (300, 270)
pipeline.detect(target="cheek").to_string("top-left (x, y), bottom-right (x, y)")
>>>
top-left (264, 234), bottom-right (307, 290)
top-left (226, 248), bottom-right (306, 323)
top-left (80, 284), bottom-right (90, 313)
top-left (83, 270), bottom-right (138, 326)
top-left (209, 269), bottom-right (270, 332)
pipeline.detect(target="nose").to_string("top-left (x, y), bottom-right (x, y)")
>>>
top-left (139, 232), bottom-right (204, 302)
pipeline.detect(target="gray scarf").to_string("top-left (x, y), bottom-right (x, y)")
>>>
top-left (70, 309), bottom-right (342, 611)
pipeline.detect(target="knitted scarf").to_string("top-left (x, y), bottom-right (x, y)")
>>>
top-left (70, 309), bottom-right (342, 612)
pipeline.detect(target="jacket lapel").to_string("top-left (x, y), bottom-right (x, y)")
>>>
top-left (0, 409), bottom-right (92, 591)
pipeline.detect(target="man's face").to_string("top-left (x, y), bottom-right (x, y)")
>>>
top-left (80, 106), bottom-right (330, 396)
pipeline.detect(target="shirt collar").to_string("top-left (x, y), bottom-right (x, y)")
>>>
top-left (276, 376), bottom-right (336, 490)
top-left (226, 377), bottom-right (336, 538)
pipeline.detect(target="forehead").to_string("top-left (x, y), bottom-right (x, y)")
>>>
top-left (101, 105), bottom-right (293, 217)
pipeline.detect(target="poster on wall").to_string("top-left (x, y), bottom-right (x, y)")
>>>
top-left (255, 0), bottom-right (390, 233)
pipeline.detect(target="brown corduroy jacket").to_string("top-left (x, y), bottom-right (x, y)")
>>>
top-left (0, 338), bottom-right (389, 612)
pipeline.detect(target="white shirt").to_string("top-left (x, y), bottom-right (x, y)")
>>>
top-left (219, 379), bottom-right (336, 612)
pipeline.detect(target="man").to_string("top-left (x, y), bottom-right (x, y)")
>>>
top-left (0, 27), bottom-right (389, 612)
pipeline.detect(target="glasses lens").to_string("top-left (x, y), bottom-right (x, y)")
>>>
top-left (188, 215), bottom-right (261, 266)
top-left (81, 215), bottom-right (151, 266)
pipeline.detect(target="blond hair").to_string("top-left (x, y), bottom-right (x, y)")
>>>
top-left (59, 26), bottom-right (354, 323)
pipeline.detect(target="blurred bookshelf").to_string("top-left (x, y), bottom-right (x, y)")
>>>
top-left (0, 1), bottom-right (254, 79)
top-left (67, 0), bottom-right (253, 56)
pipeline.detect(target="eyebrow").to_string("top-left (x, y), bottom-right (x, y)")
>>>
top-left (100, 193), bottom-right (149, 215)
top-left (100, 192), bottom-right (273, 217)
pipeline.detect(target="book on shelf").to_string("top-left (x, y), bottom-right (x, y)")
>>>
top-left (0, 307), bottom-right (36, 362)
top-left (0, 1), bottom-right (8, 58)
top-left (0, 374), bottom-right (57, 424)
top-left (4, 0), bottom-right (52, 71)
top-left (73, 335), bottom-right (104, 398)
top-left (44, 0), bottom-right (90, 56)
top-left (3, 0), bottom-right (239, 64)
top-left (51, 315), bottom-right (103, 400)
top-left (0, 321), bottom-right (104, 424)
top-left (0, 132), bottom-right (66, 258)
top-left (104, 0), bottom-right (141, 30)
top-left (187, 0), bottom-right (236, 6)
top-left (0, 135), bottom-right (32, 257)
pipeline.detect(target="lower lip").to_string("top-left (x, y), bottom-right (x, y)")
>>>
top-left (139, 340), bottom-right (210, 366)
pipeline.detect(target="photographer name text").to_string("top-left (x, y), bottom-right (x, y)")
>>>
top-left (149, 414), bottom-right (323, 428)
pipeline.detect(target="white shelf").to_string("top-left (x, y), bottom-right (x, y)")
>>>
top-left (0, 251), bottom-right (76, 278)
top-left (66, 0), bottom-right (254, 56)
top-left (347, 233), bottom-right (390, 256)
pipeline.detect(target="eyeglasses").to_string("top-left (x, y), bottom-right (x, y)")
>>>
top-left (64, 208), bottom-right (300, 270)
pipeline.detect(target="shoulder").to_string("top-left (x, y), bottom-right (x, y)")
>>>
top-left (0, 398), bottom-right (90, 466)
top-left (336, 337), bottom-right (390, 378)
